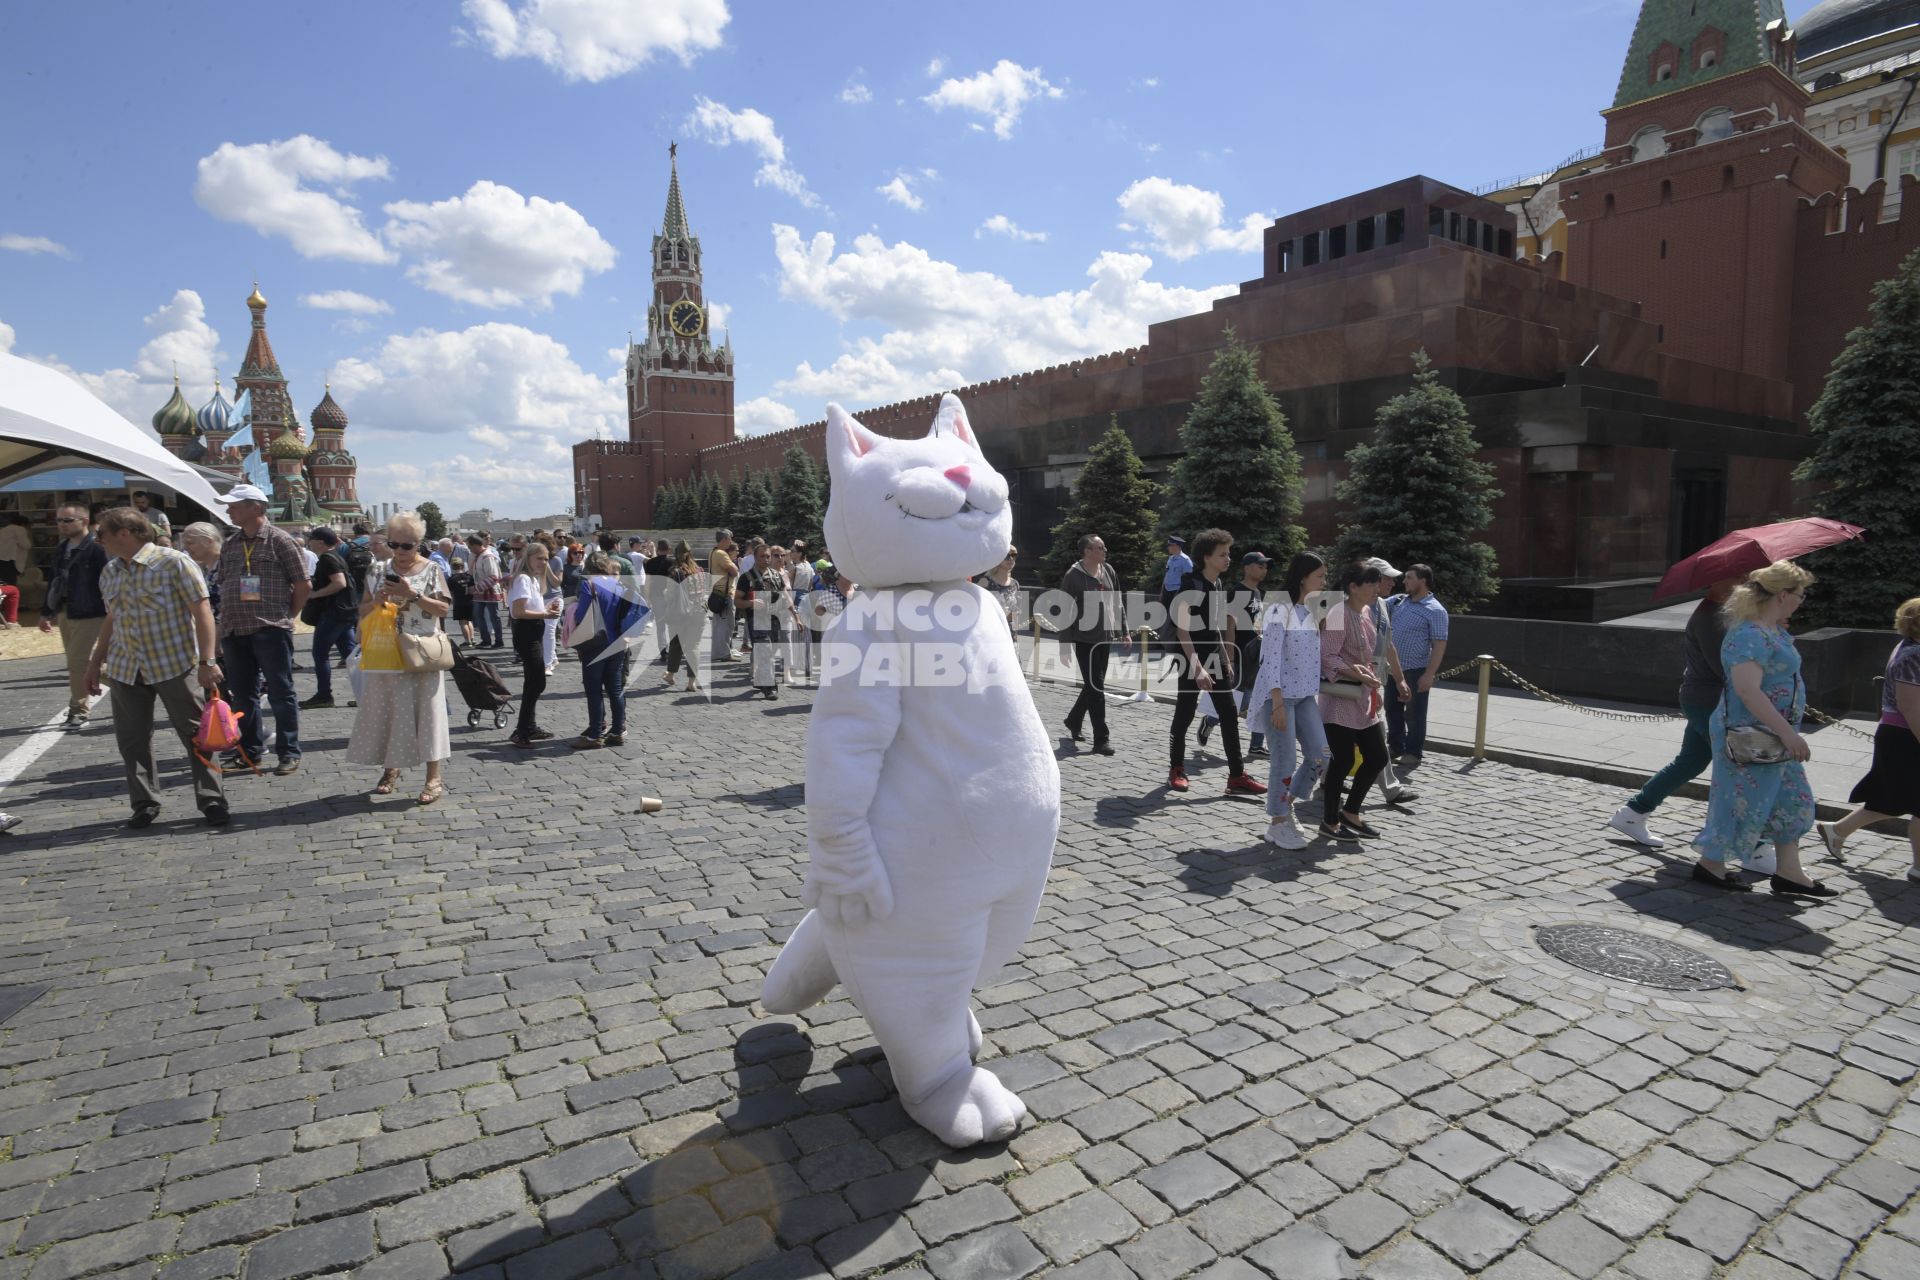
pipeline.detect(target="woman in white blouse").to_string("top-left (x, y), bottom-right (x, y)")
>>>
top-left (1250, 553), bottom-right (1335, 850)
top-left (346, 512), bottom-right (453, 805)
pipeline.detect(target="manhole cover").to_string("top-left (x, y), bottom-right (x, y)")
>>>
top-left (1534, 925), bottom-right (1736, 992)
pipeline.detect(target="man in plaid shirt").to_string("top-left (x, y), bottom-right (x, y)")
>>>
top-left (212, 484), bottom-right (310, 775)
top-left (85, 507), bottom-right (227, 828)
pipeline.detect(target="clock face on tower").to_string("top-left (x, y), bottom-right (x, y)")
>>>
top-left (668, 299), bottom-right (705, 338)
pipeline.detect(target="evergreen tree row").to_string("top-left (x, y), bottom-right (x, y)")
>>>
top-left (647, 444), bottom-right (826, 548)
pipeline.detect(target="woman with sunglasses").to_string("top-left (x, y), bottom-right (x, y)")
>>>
top-left (346, 512), bottom-right (453, 805)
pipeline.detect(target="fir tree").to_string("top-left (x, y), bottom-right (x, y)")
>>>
top-left (652, 486), bottom-right (669, 526)
top-left (1333, 350), bottom-right (1500, 610)
top-left (1157, 330), bottom-right (1306, 562)
top-left (771, 445), bottom-right (826, 547)
top-left (732, 470), bottom-right (774, 541)
top-left (1041, 416), bottom-right (1159, 591)
top-left (661, 481), bottom-right (689, 527)
top-left (700, 474), bottom-right (727, 527)
top-left (1795, 248), bottom-right (1920, 628)
top-left (722, 472), bottom-right (743, 530)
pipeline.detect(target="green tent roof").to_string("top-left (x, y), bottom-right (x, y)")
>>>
top-left (1612, 0), bottom-right (1787, 110)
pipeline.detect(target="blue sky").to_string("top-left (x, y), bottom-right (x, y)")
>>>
top-left (1, 0), bottom-right (1658, 516)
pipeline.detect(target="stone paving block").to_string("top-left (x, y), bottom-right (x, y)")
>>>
top-left (1134, 1152), bottom-right (1239, 1214)
top-left (19, 1218), bottom-right (179, 1280)
top-left (1663, 1192), bottom-right (1762, 1264)
top-left (373, 1169), bottom-right (527, 1249)
top-left (1245, 1222), bottom-right (1357, 1279)
top-left (1525, 1210), bottom-right (1627, 1279)
top-left (1313, 1188), bottom-right (1408, 1254)
top-left (238, 1212), bottom-right (374, 1280)
top-left (1474, 1162), bottom-right (1577, 1224)
top-left (1412, 1128), bottom-right (1504, 1181)
top-left (923, 1222), bottom-right (1047, 1280)
top-left (1023, 1190), bottom-right (1140, 1264)
top-left (1414, 1195), bottom-right (1529, 1271)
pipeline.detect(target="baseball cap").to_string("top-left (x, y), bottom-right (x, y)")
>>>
top-left (816, 557), bottom-right (832, 572)
top-left (219, 483), bottom-right (269, 505)
top-left (1240, 551), bottom-right (1272, 565)
top-left (1363, 556), bottom-right (1402, 578)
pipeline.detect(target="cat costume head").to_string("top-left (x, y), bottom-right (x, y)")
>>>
top-left (822, 394), bottom-right (1011, 589)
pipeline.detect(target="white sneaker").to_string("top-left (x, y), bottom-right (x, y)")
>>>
top-left (0, 813), bottom-right (20, 835)
top-left (1608, 805), bottom-right (1666, 849)
top-left (1267, 817), bottom-right (1309, 850)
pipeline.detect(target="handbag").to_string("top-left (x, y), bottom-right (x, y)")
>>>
top-left (398, 627), bottom-right (455, 673)
top-left (358, 603), bottom-right (405, 672)
top-left (707, 583), bottom-right (731, 615)
top-left (1319, 680), bottom-right (1369, 702)
top-left (1721, 675), bottom-right (1800, 765)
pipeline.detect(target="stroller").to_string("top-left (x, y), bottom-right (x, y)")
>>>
top-left (449, 643), bottom-right (515, 729)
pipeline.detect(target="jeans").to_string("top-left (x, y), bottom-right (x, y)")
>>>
top-left (310, 613), bottom-right (357, 699)
top-left (223, 626), bottom-right (300, 764)
top-left (513, 619), bottom-right (546, 737)
top-left (1172, 682), bottom-right (1243, 773)
top-left (109, 673), bottom-right (225, 815)
top-left (1264, 694), bottom-right (1330, 819)
top-left (1324, 721), bottom-right (1388, 824)
top-left (473, 600), bottom-right (503, 647)
top-left (1066, 641), bottom-right (1111, 742)
top-left (1386, 667), bottom-right (1430, 756)
top-left (1628, 704), bottom-right (1715, 815)
top-left (578, 639), bottom-right (627, 738)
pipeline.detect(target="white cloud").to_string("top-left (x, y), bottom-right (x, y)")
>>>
top-left (329, 321), bottom-right (624, 511)
top-left (877, 175), bottom-right (924, 211)
top-left (977, 214), bottom-right (1047, 243)
top-left (1139, 76), bottom-right (1160, 88)
top-left (706, 301), bottom-right (731, 333)
top-left (194, 136), bottom-right (395, 263)
top-left (299, 290), bottom-right (393, 315)
top-left (768, 225), bottom-right (1233, 406)
top-left (0, 320), bottom-right (14, 353)
top-left (736, 396), bottom-right (799, 436)
top-left (381, 180), bottom-right (617, 310)
top-left (925, 57), bottom-right (945, 77)
top-left (459, 0), bottom-right (729, 82)
top-left (1115, 177), bottom-right (1269, 261)
top-left (1, 233), bottom-right (73, 258)
top-left (922, 60), bottom-right (1063, 139)
top-left (839, 72), bottom-right (872, 105)
top-left (15, 290), bottom-right (225, 434)
top-left (686, 98), bottom-right (822, 209)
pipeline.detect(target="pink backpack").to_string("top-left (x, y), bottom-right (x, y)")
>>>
top-left (194, 697), bottom-right (257, 774)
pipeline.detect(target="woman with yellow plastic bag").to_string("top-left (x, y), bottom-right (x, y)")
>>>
top-left (346, 512), bottom-right (453, 804)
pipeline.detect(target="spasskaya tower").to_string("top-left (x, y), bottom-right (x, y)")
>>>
top-left (573, 145), bottom-right (735, 529)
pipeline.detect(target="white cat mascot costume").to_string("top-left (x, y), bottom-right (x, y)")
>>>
top-left (762, 394), bottom-right (1060, 1147)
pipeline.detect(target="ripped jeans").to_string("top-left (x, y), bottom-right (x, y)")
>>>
top-left (1263, 694), bottom-right (1330, 820)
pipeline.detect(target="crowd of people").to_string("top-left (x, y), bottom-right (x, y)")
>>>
top-left (2, 494), bottom-right (1917, 901)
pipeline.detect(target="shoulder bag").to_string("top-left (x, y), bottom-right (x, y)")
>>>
top-left (1722, 674), bottom-right (1800, 765)
top-left (395, 570), bottom-right (455, 672)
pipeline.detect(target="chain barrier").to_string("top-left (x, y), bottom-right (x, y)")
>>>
top-left (1454, 656), bottom-right (1879, 740)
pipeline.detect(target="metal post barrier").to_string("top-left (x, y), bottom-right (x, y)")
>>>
top-left (1473, 655), bottom-right (1494, 760)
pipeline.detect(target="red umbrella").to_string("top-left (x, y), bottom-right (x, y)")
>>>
top-left (1654, 517), bottom-right (1865, 601)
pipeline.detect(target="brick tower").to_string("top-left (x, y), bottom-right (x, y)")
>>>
top-left (235, 284), bottom-right (299, 456)
top-left (307, 387), bottom-right (364, 521)
top-left (574, 147), bottom-right (735, 529)
top-left (1562, 1), bottom-right (1849, 382)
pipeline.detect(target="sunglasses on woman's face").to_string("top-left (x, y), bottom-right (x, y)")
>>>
top-left (390, 541), bottom-right (418, 551)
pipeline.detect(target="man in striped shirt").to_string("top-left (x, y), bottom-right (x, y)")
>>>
top-left (85, 507), bottom-right (228, 829)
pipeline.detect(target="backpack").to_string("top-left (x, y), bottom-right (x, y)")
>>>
top-left (341, 542), bottom-right (373, 602)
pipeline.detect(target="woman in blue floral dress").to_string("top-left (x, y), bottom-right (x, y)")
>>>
top-left (1691, 560), bottom-right (1838, 897)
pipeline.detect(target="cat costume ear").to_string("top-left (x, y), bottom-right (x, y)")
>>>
top-left (826, 403), bottom-right (883, 480)
top-left (928, 393), bottom-right (981, 453)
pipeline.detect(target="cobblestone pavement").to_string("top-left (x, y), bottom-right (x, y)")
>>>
top-left (2, 648), bottom-right (1920, 1280)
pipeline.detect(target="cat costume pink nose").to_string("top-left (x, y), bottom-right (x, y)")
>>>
top-left (944, 465), bottom-right (972, 490)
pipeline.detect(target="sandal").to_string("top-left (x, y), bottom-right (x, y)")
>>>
top-left (373, 769), bottom-right (401, 795)
top-left (417, 779), bottom-right (445, 806)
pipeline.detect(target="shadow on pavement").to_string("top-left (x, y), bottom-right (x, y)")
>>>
top-left (1175, 842), bottom-right (1336, 896)
top-left (444, 1021), bottom-right (966, 1276)
top-left (1605, 874), bottom-right (1837, 955)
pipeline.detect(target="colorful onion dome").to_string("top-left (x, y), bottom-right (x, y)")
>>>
top-left (268, 429), bottom-right (311, 459)
top-left (310, 385), bottom-right (348, 434)
top-left (197, 384), bottom-right (232, 437)
top-left (152, 379), bottom-right (196, 437)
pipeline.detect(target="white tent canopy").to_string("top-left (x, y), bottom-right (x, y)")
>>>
top-left (0, 350), bottom-right (235, 519)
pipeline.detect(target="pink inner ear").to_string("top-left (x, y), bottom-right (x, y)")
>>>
top-left (844, 421), bottom-right (873, 457)
top-left (954, 416), bottom-right (973, 444)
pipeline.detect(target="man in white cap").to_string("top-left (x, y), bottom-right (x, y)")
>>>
top-left (1361, 556), bottom-right (1418, 806)
top-left (212, 484), bottom-right (309, 775)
